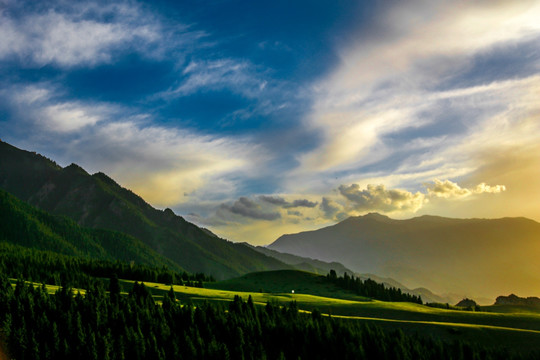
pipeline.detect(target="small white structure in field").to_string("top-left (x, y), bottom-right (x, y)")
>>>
top-left (291, 290), bottom-right (295, 294)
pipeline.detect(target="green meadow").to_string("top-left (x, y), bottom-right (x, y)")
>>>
top-left (110, 270), bottom-right (540, 354)
top-left (13, 269), bottom-right (540, 354)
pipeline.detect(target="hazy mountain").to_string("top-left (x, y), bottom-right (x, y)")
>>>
top-left (244, 243), bottom-right (355, 276)
top-left (495, 294), bottom-right (540, 307)
top-left (246, 244), bottom-right (455, 303)
top-left (268, 213), bottom-right (540, 300)
top-left (0, 140), bottom-right (289, 279)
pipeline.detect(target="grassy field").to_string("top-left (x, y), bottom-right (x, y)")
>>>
top-left (9, 278), bottom-right (87, 296)
top-left (205, 269), bottom-right (371, 301)
top-left (14, 270), bottom-right (540, 355)
top-left (117, 270), bottom-right (540, 354)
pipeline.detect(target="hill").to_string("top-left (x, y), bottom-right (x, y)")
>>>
top-left (0, 140), bottom-right (288, 279)
top-left (206, 269), bottom-right (370, 301)
top-left (244, 243), bottom-right (355, 275)
top-left (247, 245), bottom-right (453, 303)
top-left (268, 213), bottom-right (540, 300)
top-left (0, 188), bottom-right (183, 271)
top-left (495, 294), bottom-right (540, 307)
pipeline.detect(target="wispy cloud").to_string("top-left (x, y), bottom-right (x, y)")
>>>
top-left (0, 1), bottom-right (200, 67)
top-left (2, 0), bottom-right (539, 246)
top-left (296, 0), bottom-right (540, 183)
top-left (1, 83), bottom-right (261, 207)
top-left (166, 59), bottom-right (268, 98)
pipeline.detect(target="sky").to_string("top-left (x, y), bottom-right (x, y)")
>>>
top-left (1, 0), bottom-right (539, 245)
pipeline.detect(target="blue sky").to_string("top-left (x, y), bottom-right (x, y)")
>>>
top-left (1, 0), bottom-right (540, 244)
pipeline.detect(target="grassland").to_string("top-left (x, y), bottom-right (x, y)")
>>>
top-left (16, 269), bottom-right (540, 354)
top-left (119, 270), bottom-right (540, 354)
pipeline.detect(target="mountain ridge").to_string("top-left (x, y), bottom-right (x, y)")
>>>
top-left (0, 140), bottom-right (289, 279)
top-left (268, 212), bottom-right (540, 300)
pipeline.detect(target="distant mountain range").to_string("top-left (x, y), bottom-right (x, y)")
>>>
top-left (246, 243), bottom-right (456, 303)
top-left (0, 140), bottom-right (290, 279)
top-left (495, 294), bottom-right (540, 307)
top-left (268, 213), bottom-right (540, 300)
top-left (245, 243), bottom-right (355, 276)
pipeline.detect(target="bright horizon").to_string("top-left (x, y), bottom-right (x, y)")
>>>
top-left (2, 0), bottom-right (540, 245)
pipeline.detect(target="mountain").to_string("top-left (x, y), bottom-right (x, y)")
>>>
top-left (268, 213), bottom-right (540, 300)
top-left (495, 294), bottom-right (540, 307)
top-left (0, 140), bottom-right (289, 279)
top-left (244, 243), bottom-right (355, 275)
top-left (245, 243), bottom-right (455, 303)
top-left (0, 188), bottom-right (184, 270)
top-left (207, 269), bottom-right (371, 301)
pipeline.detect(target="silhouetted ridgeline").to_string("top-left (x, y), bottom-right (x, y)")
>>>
top-left (495, 294), bottom-right (540, 307)
top-left (269, 212), bottom-right (540, 298)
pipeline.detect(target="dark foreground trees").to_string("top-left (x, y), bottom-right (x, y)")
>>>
top-left (0, 275), bottom-right (533, 360)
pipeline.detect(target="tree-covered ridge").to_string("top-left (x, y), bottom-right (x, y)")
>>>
top-left (0, 188), bottom-right (183, 271)
top-left (327, 270), bottom-right (423, 304)
top-left (0, 242), bottom-right (210, 289)
top-left (0, 275), bottom-right (531, 360)
top-left (0, 140), bottom-right (289, 279)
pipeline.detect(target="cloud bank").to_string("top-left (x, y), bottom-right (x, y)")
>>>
top-left (188, 178), bottom-right (506, 242)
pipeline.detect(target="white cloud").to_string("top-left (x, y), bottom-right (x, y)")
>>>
top-left (426, 179), bottom-right (506, 199)
top-left (43, 103), bottom-right (103, 132)
top-left (0, 2), bottom-right (197, 67)
top-left (81, 120), bottom-right (258, 206)
top-left (339, 183), bottom-right (426, 213)
top-left (2, 83), bottom-right (262, 207)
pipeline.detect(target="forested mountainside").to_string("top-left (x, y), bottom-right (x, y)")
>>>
top-left (0, 140), bottom-right (288, 279)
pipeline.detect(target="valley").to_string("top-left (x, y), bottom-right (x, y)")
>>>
top-left (1, 140), bottom-right (539, 359)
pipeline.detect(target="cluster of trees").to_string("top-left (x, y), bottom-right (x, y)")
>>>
top-left (1, 275), bottom-right (528, 360)
top-left (0, 242), bottom-right (211, 289)
top-left (327, 270), bottom-right (423, 304)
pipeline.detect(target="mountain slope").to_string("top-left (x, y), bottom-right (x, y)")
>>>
top-left (244, 243), bottom-right (355, 275)
top-left (0, 140), bottom-right (288, 279)
top-left (248, 244), bottom-right (453, 303)
top-left (0, 188), bottom-right (183, 270)
top-left (268, 213), bottom-right (540, 299)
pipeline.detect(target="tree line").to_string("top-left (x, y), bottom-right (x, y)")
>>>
top-left (0, 275), bottom-right (531, 360)
top-left (0, 242), bottom-right (211, 289)
top-left (327, 270), bottom-right (423, 304)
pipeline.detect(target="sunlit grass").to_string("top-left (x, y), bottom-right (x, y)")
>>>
top-left (9, 278), bottom-right (86, 295)
top-left (9, 276), bottom-right (540, 353)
